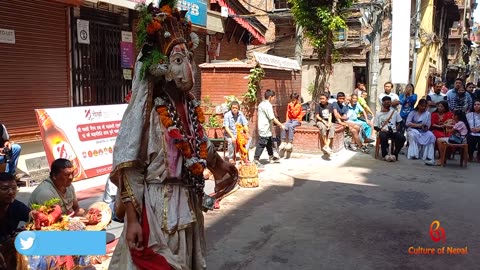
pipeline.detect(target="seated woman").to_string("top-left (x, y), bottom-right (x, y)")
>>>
top-left (430, 101), bottom-right (454, 139)
top-left (432, 110), bottom-right (471, 165)
top-left (406, 99), bottom-right (437, 162)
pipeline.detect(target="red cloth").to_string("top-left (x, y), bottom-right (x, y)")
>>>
top-left (130, 206), bottom-right (172, 270)
top-left (431, 111), bottom-right (453, 139)
top-left (53, 256), bottom-right (74, 269)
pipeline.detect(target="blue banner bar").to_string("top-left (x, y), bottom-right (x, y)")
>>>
top-left (15, 231), bottom-right (106, 256)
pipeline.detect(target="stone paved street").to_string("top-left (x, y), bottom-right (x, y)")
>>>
top-left (15, 149), bottom-right (480, 269)
top-left (204, 150), bottom-right (480, 270)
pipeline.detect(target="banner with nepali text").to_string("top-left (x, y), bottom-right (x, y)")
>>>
top-left (34, 104), bottom-right (128, 181)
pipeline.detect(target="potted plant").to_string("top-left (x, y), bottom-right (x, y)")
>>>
top-left (204, 114), bottom-right (223, 138)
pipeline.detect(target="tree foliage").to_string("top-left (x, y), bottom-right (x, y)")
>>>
top-left (288, 0), bottom-right (354, 100)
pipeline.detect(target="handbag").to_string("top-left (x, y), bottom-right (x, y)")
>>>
top-left (448, 134), bottom-right (463, 144)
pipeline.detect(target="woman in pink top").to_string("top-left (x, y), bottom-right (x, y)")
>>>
top-left (430, 110), bottom-right (471, 165)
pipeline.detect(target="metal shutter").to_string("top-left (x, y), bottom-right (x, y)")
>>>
top-left (0, 0), bottom-right (69, 141)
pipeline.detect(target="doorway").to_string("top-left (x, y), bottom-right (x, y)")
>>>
top-left (353, 66), bottom-right (367, 92)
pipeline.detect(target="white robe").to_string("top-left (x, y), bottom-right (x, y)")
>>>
top-left (108, 55), bottom-right (206, 270)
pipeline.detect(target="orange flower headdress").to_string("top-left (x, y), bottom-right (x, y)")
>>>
top-left (136, 0), bottom-right (199, 79)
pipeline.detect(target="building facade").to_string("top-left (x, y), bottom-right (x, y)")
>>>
top-left (446, 0), bottom-right (477, 87)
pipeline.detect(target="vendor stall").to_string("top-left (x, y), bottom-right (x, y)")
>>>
top-left (20, 200), bottom-right (112, 270)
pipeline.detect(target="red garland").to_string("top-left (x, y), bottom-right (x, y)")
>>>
top-left (157, 103), bottom-right (206, 176)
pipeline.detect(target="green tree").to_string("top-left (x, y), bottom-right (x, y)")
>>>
top-left (288, 0), bottom-right (354, 101)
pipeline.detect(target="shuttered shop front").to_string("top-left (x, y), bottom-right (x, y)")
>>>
top-left (0, 0), bottom-right (70, 142)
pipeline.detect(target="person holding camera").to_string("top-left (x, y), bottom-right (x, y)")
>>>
top-left (374, 96), bottom-right (406, 161)
top-left (406, 99), bottom-right (437, 163)
top-left (0, 124), bottom-right (21, 179)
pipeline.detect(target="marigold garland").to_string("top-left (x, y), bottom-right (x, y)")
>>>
top-left (199, 141), bottom-right (208, 159)
top-left (195, 107), bottom-right (205, 123)
top-left (146, 18), bottom-right (162, 35)
top-left (157, 106), bottom-right (173, 127)
top-left (189, 162), bottom-right (204, 176)
top-left (156, 98), bottom-right (207, 178)
top-left (160, 5), bottom-right (172, 15)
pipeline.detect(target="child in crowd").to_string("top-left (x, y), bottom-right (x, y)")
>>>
top-left (430, 110), bottom-right (471, 166)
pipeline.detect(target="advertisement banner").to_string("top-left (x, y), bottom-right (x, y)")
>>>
top-left (177, 0), bottom-right (207, 27)
top-left (120, 41), bottom-right (134, 68)
top-left (35, 104), bottom-right (128, 182)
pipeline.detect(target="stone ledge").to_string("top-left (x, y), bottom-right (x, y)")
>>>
top-left (291, 124), bottom-right (345, 154)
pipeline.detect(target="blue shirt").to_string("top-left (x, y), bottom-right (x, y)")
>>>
top-left (332, 102), bottom-right (349, 123)
top-left (223, 110), bottom-right (248, 138)
top-left (347, 103), bottom-right (364, 121)
top-left (399, 93), bottom-right (417, 119)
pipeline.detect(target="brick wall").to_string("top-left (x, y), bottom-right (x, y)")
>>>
top-left (212, 35), bottom-right (248, 61)
top-left (291, 125), bottom-right (345, 154)
top-left (200, 65), bottom-right (301, 145)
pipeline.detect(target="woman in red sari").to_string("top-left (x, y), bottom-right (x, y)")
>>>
top-left (430, 101), bottom-right (454, 139)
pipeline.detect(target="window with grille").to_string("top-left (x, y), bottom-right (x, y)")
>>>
top-left (448, 44), bottom-right (457, 56)
top-left (274, 0), bottom-right (292, 9)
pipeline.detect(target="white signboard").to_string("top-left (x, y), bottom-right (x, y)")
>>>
top-left (253, 52), bottom-right (300, 70)
top-left (391, 0), bottom-right (411, 84)
top-left (121, 31), bottom-right (133, 42)
top-left (0, 28), bottom-right (15, 44)
top-left (77, 19), bottom-right (90, 44)
top-left (35, 104), bottom-right (128, 181)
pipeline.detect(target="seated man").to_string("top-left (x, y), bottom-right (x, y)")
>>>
top-left (0, 173), bottom-right (30, 269)
top-left (102, 177), bottom-right (123, 222)
top-left (332, 92), bottom-right (367, 153)
top-left (374, 96), bottom-right (406, 161)
top-left (29, 158), bottom-right (85, 216)
top-left (223, 101), bottom-right (250, 162)
top-left (0, 124), bottom-right (22, 179)
top-left (315, 94), bottom-right (334, 155)
top-left (279, 93), bottom-right (304, 151)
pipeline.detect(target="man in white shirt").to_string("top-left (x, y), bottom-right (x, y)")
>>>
top-left (378, 82), bottom-right (400, 109)
top-left (253, 89), bottom-right (285, 166)
top-left (427, 81), bottom-right (447, 113)
top-left (374, 96), bottom-right (406, 161)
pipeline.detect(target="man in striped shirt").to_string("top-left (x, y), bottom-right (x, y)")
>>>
top-left (446, 78), bottom-right (472, 113)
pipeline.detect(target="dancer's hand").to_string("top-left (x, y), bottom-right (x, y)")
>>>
top-left (0, 252), bottom-right (6, 270)
top-left (125, 202), bottom-right (143, 250)
top-left (126, 221), bottom-right (143, 251)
